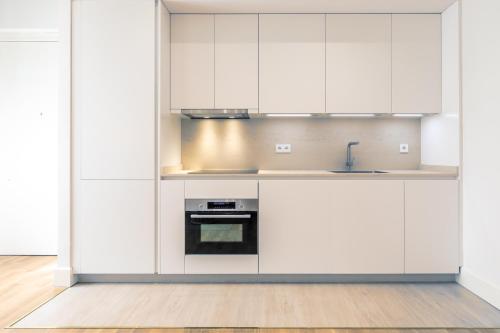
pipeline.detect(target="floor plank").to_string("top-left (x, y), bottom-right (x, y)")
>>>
top-left (1, 256), bottom-right (500, 333)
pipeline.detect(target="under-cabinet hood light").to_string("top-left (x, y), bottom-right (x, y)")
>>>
top-left (392, 113), bottom-right (424, 118)
top-left (265, 114), bottom-right (312, 117)
top-left (181, 109), bottom-right (249, 119)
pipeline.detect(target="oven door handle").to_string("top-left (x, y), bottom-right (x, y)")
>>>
top-left (190, 214), bottom-right (252, 219)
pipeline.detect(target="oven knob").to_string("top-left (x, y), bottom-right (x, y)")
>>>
top-left (199, 204), bottom-right (203, 209)
top-left (239, 205), bottom-right (244, 209)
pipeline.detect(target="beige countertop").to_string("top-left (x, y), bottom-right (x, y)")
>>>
top-left (161, 168), bottom-right (458, 180)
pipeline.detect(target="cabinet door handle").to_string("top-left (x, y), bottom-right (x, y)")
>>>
top-left (190, 214), bottom-right (251, 219)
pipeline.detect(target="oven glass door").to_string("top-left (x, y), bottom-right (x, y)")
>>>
top-left (185, 211), bottom-right (257, 255)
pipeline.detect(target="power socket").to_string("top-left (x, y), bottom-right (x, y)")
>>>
top-left (275, 144), bottom-right (292, 154)
top-left (400, 144), bottom-right (409, 154)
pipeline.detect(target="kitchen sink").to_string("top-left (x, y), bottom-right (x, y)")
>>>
top-left (329, 170), bottom-right (388, 174)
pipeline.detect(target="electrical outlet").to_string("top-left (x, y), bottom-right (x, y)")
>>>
top-left (400, 144), bottom-right (409, 154)
top-left (275, 143), bottom-right (292, 154)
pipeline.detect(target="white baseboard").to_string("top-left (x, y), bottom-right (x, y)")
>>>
top-left (53, 266), bottom-right (78, 287)
top-left (458, 267), bottom-right (500, 310)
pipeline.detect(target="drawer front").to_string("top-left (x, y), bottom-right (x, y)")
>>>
top-left (185, 180), bottom-right (258, 199)
top-left (185, 255), bottom-right (258, 274)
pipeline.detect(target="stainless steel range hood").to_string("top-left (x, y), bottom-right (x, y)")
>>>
top-left (181, 109), bottom-right (249, 119)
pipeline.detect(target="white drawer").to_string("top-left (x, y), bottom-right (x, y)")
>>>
top-left (185, 255), bottom-right (258, 274)
top-left (185, 180), bottom-right (258, 199)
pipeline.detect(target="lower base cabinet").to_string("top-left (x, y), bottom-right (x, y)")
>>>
top-left (405, 180), bottom-right (459, 273)
top-left (185, 255), bottom-right (258, 274)
top-left (159, 180), bottom-right (185, 274)
top-left (159, 179), bottom-right (459, 276)
top-left (259, 180), bottom-right (405, 274)
top-left (259, 179), bottom-right (459, 275)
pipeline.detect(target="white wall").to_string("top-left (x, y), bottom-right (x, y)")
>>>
top-left (0, 0), bottom-right (58, 30)
top-left (0, 0), bottom-right (59, 254)
top-left (421, 2), bottom-right (460, 167)
top-left (459, 0), bottom-right (500, 309)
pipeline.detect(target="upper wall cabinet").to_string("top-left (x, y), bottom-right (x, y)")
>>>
top-left (215, 15), bottom-right (258, 109)
top-left (171, 14), bottom-right (258, 110)
top-left (73, 0), bottom-right (155, 180)
top-left (259, 14), bottom-right (326, 114)
top-left (326, 14), bottom-right (391, 114)
top-left (392, 14), bottom-right (442, 114)
top-left (171, 15), bottom-right (215, 110)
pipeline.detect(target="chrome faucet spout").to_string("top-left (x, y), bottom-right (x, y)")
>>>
top-left (345, 141), bottom-right (360, 171)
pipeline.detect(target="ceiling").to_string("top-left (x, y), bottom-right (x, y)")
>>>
top-left (164, 0), bottom-right (458, 14)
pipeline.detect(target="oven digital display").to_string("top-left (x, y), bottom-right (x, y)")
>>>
top-left (207, 201), bottom-right (236, 209)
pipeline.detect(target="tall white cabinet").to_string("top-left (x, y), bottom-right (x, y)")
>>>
top-left (73, 0), bottom-right (155, 179)
top-left (72, 0), bottom-right (156, 274)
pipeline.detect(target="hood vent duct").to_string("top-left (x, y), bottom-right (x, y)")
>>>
top-left (181, 109), bottom-right (250, 119)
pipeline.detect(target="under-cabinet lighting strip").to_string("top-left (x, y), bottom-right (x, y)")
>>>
top-left (330, 114), bottom-right (376, 117)
top-left (392, 113), bottom-right (424, 118)
top-left (265, 114), bottom-right (312, 117)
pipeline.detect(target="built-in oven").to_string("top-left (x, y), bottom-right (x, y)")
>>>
top-left (185, 199), bottom-right (258, 255)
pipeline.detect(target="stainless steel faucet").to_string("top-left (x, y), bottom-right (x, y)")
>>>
top-left (345, 141), bottom-right (360, 171)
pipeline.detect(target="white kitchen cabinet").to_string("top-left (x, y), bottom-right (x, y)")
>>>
top-left (405, 180), bottom-right (459, 274)
top-left (73, 0), bottom-right (155, 179)
top-left (185, 180), bottom-right (258, 199)
top-left (159, 180), bottom-right (185, 274)
top-left (329, 181), bottom-right (404, 273)
top-left (79, 180), bottom-right (155, 274)
top-left (171, 14), bottom-right (215, 110)
top-left (259, 14), bottom-right (326, 114)
top-left (171, 14), bottom-right (258, 111)
top-left (185, 255), bottom-right (258, 274)
top-left (259, 180), bottom-right (404, 274)
top-left (72, 0), bottom-right (156, 274)
top-left (259, 180), bottom-right (333, 273)
top-left (392, 14), bottom-right (442, 114)
top-left (215, 14), bottom-right (258, 110)
top-left (326, 14), bottom-right (391, 114)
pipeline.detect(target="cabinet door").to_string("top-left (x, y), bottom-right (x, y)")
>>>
top-left (259, 180), bottom-right (334, 273)
top-left (73, 0), bottom-right (155, 179)
top-left (329, 181), bottom-right (404, 273)
top-left (259, 180), bottom-right (404, 274)
top-left (79, 180), bottom-right (155, 274)
top-left (405, 180), bottom-right (459, 273)
top-left (392, 14), bottom-right (442, 114)
top-left (185, 180), bottom-right (258, 199)
top-left (326, 14), bottom-right (391, 114)
top-left (259, 14), bottom-right (325, 114)
top-left (159, 180), bottom-right (185, 274)
top-left (171, 14), bottom-right (214, 110)
top-left (215, 14), bottom-right (258, 110)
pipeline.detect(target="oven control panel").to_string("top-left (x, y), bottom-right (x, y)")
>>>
top-left (207, 201), bottom-right (237, 210)
top-left (186, 199), bottom-right (258, 212)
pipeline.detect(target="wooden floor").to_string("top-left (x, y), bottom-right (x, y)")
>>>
top-left (1, 256), bottom-right (500, 333)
